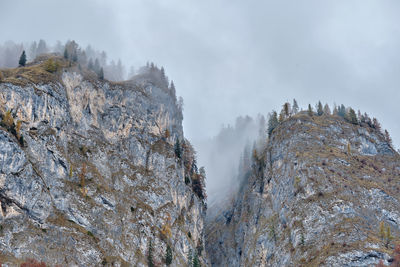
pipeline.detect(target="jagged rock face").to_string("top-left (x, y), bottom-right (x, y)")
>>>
top-left (206, 114), bottom-right (400, 267)
top-left (0, 71), bottom-right (206, 266)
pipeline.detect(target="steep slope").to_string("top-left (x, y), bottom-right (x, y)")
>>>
top-left (0, 56), bottom-right (207, 266)
top-left (206, 113), bottom-right (400, 266)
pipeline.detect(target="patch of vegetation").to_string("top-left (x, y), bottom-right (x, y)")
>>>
top-left (380, 221), bottom-right (393, 248)
top-left (43, 58), bottom-right (60, 73)
top-left (87, 230), bottom-right (94, 238)
top-left (160, 223), bottom-right (172, 240)
top-left (300, 232), bottom-right (305, 246)
top-left (185, 176), bottom-right (190, 185)
top-left (174, 138), bottom-right (181, 159)
top-left (268, 100), bottom-right (388, 145)
top-left (267, 215), bottom-right (278, 242)
top-left (294, 176), bottom-right (302, 194)
top-left (165, 244), bottom-right (173, 266)
top-left (0, 54), bottom-right (70, 86)
top-left (0, 110), bottom-right (24, 146)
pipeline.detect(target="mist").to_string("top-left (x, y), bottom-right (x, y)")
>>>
top-left (1, 0), bottom-right (400, 201)
top-left (197, 115), bottom-right (266, 203)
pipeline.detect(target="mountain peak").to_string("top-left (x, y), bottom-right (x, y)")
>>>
top-left (206, 110), bottom-right (400, 267)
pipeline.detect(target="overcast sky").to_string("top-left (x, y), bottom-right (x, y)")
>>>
top-left (1, 0), bottom-right (400, 152)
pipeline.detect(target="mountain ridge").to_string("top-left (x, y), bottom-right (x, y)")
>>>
top-left (206, 112), bottom-right (400, 266)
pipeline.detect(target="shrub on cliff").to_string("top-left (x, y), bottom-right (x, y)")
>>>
top-left (44, 58), bottom-right (59, 73)
top-left (1, 110), bottom-right (14, 129)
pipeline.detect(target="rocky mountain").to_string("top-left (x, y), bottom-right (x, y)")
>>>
top-left (2, 54), bottom-right (400, 267)
top-left (0, 55), bottom-right (207, 266)
top-left (206, 112), bottom-right (400, 266)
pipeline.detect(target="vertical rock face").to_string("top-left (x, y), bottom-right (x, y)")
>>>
top-left (0, 65), bottom-right (206, 266)
top-left (206, 114), bottom-right (400, 266)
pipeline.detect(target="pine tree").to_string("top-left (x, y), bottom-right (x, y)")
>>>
top-left (386, 226), bottom-right (392, 248)
top-left (333, 104), bottom-right (338, 115)
top-left (283, 102), bottom-right (290, 117)
top-left (323, 104), bottom-right (331, 115)
top-left (29, 41), bottom-right (38, 61)
top-left (307, 104), bottom-right (313, 117)
top-left (258, 115), bottom-right (266, 141)
top-left (88, 58), bottom-right (94, 70)
top-left (292, 99), bottom-right (299, 115)
top-left (161, 67), bottom-right (166, 79)
top-left (317, 101), bottom-right (323, 116)
top-left (364, 113), bottom-right (372, 127)
top-left (187, 249), bottom-right (193, 267)
top-left (242, 142), bottom-right (251, 173)
top-left (269, 223), bottom-right (276, 241)
top-left (147, 239), bottom-right (154, 267)
top-left (116, 59), bottom-right (124, 81)
top-left (64, 40), bottom-right (78, 62)
top-left (165, 245), bottom-right (173, 266)
top-left (372, 118), bottom-right (381, 131)
top-left (357, 110), bottom-right (362, 122)
top-left (18, 51), bottom-right (27, 66)
top-left (37, 39), bottom-right (48, 55)
top-left (99, 67), bottom-right (104, 80)
top-left (72, 52), bottom-right (78, 62)
top-left (346, 108), bottom-right (358, 125)
top-left (379, 221), bottom-right (385, 239)
top-left (338, 104), bottom-right (346, 118)
top-left (267, 111), bottom-right (279, 136)
top-left (170, 80), bottom-right (176, 97)
top-left (192, 252), bottom-right (201, 267)
top-left (64, 48), bottom-right (69, 59)
top-left (174, 138), bottom-right (181, 159)
top-left (384, 130), bottom-right (392, 146)
top-left (94, 58), bottom-right (100, 74)
top-left (278, 110), bottom-right (285, 123)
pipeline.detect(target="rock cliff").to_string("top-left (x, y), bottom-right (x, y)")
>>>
top-left (0, 56), bottom-right (207, 266)
top-left (206, 113), bottom-right (400, 266)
